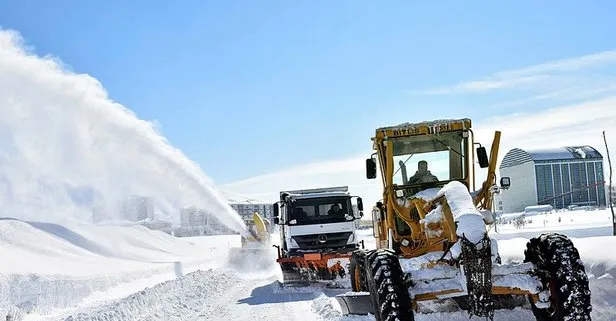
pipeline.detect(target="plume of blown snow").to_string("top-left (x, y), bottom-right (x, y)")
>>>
top-left (0, 28), bottom-right (246, 233)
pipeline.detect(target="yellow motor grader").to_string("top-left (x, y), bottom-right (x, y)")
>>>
top-left (335, 118), bottom-right (592, 321)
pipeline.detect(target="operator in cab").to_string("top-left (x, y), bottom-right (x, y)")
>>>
top-left (408, 160), bottom-right (438, 184)
top-left (327, 203), bottom-right (345, 218)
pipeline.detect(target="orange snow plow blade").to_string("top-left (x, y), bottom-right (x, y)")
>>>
top-left (276, 252), bottom-right (352, 284)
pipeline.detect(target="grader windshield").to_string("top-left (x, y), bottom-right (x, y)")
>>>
top-left (391, 131), bottom-right (467, 187)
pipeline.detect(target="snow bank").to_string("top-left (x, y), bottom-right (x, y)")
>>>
top-left (0, 219), bottom-right (238, 319)
top-left (40, 269), bottom-right (239, 321)
top-left (0, 218), bottom-right (221, 275)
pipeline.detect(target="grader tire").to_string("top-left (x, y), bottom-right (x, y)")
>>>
top-left (524, 233), bottom-right (592, 321)
top-left (350, 249), bottom-right (369, 292)
top-left (364, 249), bottom-right (414, 321)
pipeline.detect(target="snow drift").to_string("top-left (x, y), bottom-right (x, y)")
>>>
top-left (0, 218), bottom-right (237, 319)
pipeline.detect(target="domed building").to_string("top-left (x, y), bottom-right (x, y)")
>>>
top-left (498, 145), bottom-right (606, 213)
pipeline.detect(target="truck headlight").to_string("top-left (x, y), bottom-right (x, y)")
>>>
top-left (347, 233), bottom-right (356, 244)
top-left (288, 238), bottom-right (300, 248)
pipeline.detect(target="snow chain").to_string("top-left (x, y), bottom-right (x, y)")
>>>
top-left (460, 233), bottom-right (495, 320)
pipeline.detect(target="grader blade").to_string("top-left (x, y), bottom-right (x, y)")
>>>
top-left (335, 292), bottom-right (374, 315)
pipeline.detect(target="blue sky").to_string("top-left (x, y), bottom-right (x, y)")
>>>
top-left (1, 0), bottom-right (616, 184)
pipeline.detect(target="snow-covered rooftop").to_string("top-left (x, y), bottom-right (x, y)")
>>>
top-left (501, 145), bottom-right (603, 169)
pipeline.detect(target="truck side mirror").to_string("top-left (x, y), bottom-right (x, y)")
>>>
top-left (273, 203), bottom-right (279, 218)
top-left (500, 176), bottom-right (511, 189)
top-left (357, 197), bottom-right (364, 211)
top-left (477, 146), bottom-right (489, 168)
top-left (366, 158), bottom-right (377, 179)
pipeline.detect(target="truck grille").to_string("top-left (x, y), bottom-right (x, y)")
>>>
top-left (291, 232), bottom-right (353, 250)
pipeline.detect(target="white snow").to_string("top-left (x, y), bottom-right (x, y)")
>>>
top-left (0, 218), bottom-right (246, 320)
top-left (1, 28), bottom-right (615, 321)
top-left (0, 207), bottom-right (613, 321)
top-left (413, 188), bottom-right (443, 202)
top-left (0, 29), bottom-right (248, 234)
top-left (435, 181), bottom-right (487, 244)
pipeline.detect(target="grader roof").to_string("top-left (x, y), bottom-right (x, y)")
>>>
top-left (374, 118), bottom-right (472, 138)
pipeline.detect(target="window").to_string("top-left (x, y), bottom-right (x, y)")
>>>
top-left (390, 131), bottom-right (466, 186)
top-left (587, 162), bottom-right (598, 204)
top-left (536, 164), bottom-right (553, 205)
top-left (561, 163), bottom-right (572, 206)
top-left (596, 161), bottom-right (606, 206)
top-left (570, 163), bottom-right (584, 203)
top-left (552, 164), bottom-right (563, 208)
top-left (288, 196), bottom-right (352, 225)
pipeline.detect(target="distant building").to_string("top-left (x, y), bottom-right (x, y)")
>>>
top-left (91, 195), bottom-right (155, 223)
top-left (229, 202), bottom-right (274, 222)
top-left (176, 205), bottom-right (236, 236)
top-left (119, 195), bottom-right (154, 222)
top-left (499, 145), bottom-right (606, 213)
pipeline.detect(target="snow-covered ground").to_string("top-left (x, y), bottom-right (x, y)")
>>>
top-left (1, 208), bottom-right (615, 321)
top-left (0, 218), bottom-right (237, 320)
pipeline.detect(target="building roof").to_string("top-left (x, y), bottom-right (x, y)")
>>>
top-left (500, 145), bottom-right (603, 169)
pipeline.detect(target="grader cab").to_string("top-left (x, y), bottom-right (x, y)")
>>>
top-left (335, 118), bottom-right (592, 321)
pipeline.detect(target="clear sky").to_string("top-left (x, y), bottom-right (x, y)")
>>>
top-left (1, 0), bottom-right (615, 185)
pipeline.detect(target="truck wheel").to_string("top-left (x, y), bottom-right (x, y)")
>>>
top-left (524, 233), bottom-right (592, 321)
top-left (364, 249), bottom-right (414, 321)
top-left (350, 249), bottom-right (369, 292)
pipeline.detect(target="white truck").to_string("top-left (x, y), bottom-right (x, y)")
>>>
top-left (272, 186), bottom-right (365, 285)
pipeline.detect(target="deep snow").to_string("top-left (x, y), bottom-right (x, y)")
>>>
top-left (0, 207), bottom-right (614, 321)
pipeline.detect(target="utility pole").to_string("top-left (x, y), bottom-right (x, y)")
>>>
top-left (603, 131), bottom-right (615, 236)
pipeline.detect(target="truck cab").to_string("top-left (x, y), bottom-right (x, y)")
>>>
top-left (273, 186), bottom-right (364, 257)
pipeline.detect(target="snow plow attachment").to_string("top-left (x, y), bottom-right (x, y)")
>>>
top-left (227, 212), bottom-right (276, 270)
top-left (275, 251), bottom-right (352, 287)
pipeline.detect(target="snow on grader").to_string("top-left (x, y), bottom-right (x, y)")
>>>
top-left (335, 118), bottom-right (592, 321)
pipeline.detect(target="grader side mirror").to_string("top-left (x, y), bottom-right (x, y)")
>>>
top-left (477, 146), bottom-right (489, 168)
top-left (273, 203), bottom-right (279, 218)
top-left (366, 158), bottom-right (377, 179)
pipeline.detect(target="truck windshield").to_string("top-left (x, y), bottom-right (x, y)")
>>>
top-left (288, 196), bottom-right (352, 225)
